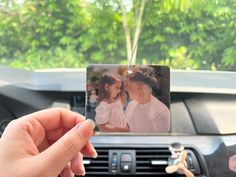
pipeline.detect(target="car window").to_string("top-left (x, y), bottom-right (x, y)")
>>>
top-left (0, 0), bottom-right (235, 71)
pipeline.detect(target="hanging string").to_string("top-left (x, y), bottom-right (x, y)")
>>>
top-left (128, 0), bottom-right (153, 74)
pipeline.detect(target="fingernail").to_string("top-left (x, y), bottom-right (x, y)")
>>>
top-left (78, 161), bottom-right (86, 176)
top-left (82, 171), bottom-right (86, 176)
top-left (93, 151), bottom-right (98, 158)
top-left (77, 119), bottom-right (95, 138)
top-left (77, 170), bottom-right (86, 176)
top-left (91, 146), bottom-right (98, 158)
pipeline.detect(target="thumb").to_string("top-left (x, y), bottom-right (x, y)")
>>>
top-left (37, 119), bottom-right (95, 175)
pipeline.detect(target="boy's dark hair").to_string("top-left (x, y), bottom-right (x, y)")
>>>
top-left (127, 65), bottom-right (157, 88)
top-left (98, 73), bottom-right (121, 102)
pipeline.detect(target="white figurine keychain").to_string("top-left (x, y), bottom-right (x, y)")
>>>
top-left (166, 143), bottom-right (195, 177)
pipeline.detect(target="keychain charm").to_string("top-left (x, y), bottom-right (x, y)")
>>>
top-left (166, 143), bottom-right (195, 177)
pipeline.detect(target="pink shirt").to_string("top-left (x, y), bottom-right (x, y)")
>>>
top-left (95, 100), bottom-right (127, 129)
top-left (125, 97), bottom-right (170, 133)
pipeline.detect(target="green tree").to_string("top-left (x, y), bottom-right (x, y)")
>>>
top-left (0, 0), bottom-right (126, 69)
top-left (0, 0), bottom-right (235, 71)
top-left (138, 0), bottom-right (236, 70)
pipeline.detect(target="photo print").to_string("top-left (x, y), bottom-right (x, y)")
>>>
top-left (86, 64), bottom-right (170, 133)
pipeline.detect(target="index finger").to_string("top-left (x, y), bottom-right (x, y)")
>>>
top-left (22, 108), bottom-right (85, 131)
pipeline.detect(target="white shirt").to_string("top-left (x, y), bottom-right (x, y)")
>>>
top-left (95, 100), bottom-right (127, 129)
top-left (125, 97), bottom-right (170, 133)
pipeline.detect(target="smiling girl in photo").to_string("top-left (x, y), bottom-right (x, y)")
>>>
top-left (95, 73), bottom-right (129, 132)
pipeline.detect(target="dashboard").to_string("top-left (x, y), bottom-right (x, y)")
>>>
top-left (0, 67), bottom-right (236, 177)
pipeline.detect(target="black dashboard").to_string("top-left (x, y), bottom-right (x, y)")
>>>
top-left (0, 67), bottom-right (236, 177)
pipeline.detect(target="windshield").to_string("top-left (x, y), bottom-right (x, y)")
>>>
top-left (0, 0), bottom-right (235, 71)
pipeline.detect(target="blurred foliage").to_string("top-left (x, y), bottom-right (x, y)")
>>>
top-left (0, 0), bottom-right (235, 71)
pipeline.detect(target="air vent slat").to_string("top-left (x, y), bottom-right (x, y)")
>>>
top-left (136, 155), bottom-right (170, 158)
top-left (96, 155), bottom-right (108, 158)
top-left (89, 161), bottom-right (108, 164)
top-left (86, 166), bottom-right (109, 170)
top-left (136, 149), bottom-right (169, 152)
top-left (136, 160), bottom-right (150, 164)
top-left (86, 172), bottom-right (109, 175)
top-left (136, 166), bottom-right (165, 169)
top-left (136, 172), bottom-right (166, 174)
top-left (96, 149), bottom-right (109, 152)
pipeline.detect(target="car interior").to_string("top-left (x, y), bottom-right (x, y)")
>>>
top-left (1, 1), bottom-right (236, 177)
top-left (0, 67), bottom-right (236, 177)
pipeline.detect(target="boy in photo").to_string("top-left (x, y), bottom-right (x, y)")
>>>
top-left (125, 65), bottom-right (170, 133)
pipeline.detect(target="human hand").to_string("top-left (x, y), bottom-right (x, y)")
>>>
top-left (0, 108), bottom-right (97, 177)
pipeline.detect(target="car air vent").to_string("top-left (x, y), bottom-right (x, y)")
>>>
top-left (136, 147), bottom-right (201, 177)
top-left (83, 148), bottom-right (109, 177)
top-left (136, 147), bottom-right (173, 176)
top-left (81, 147), bottom-right (201, 177)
